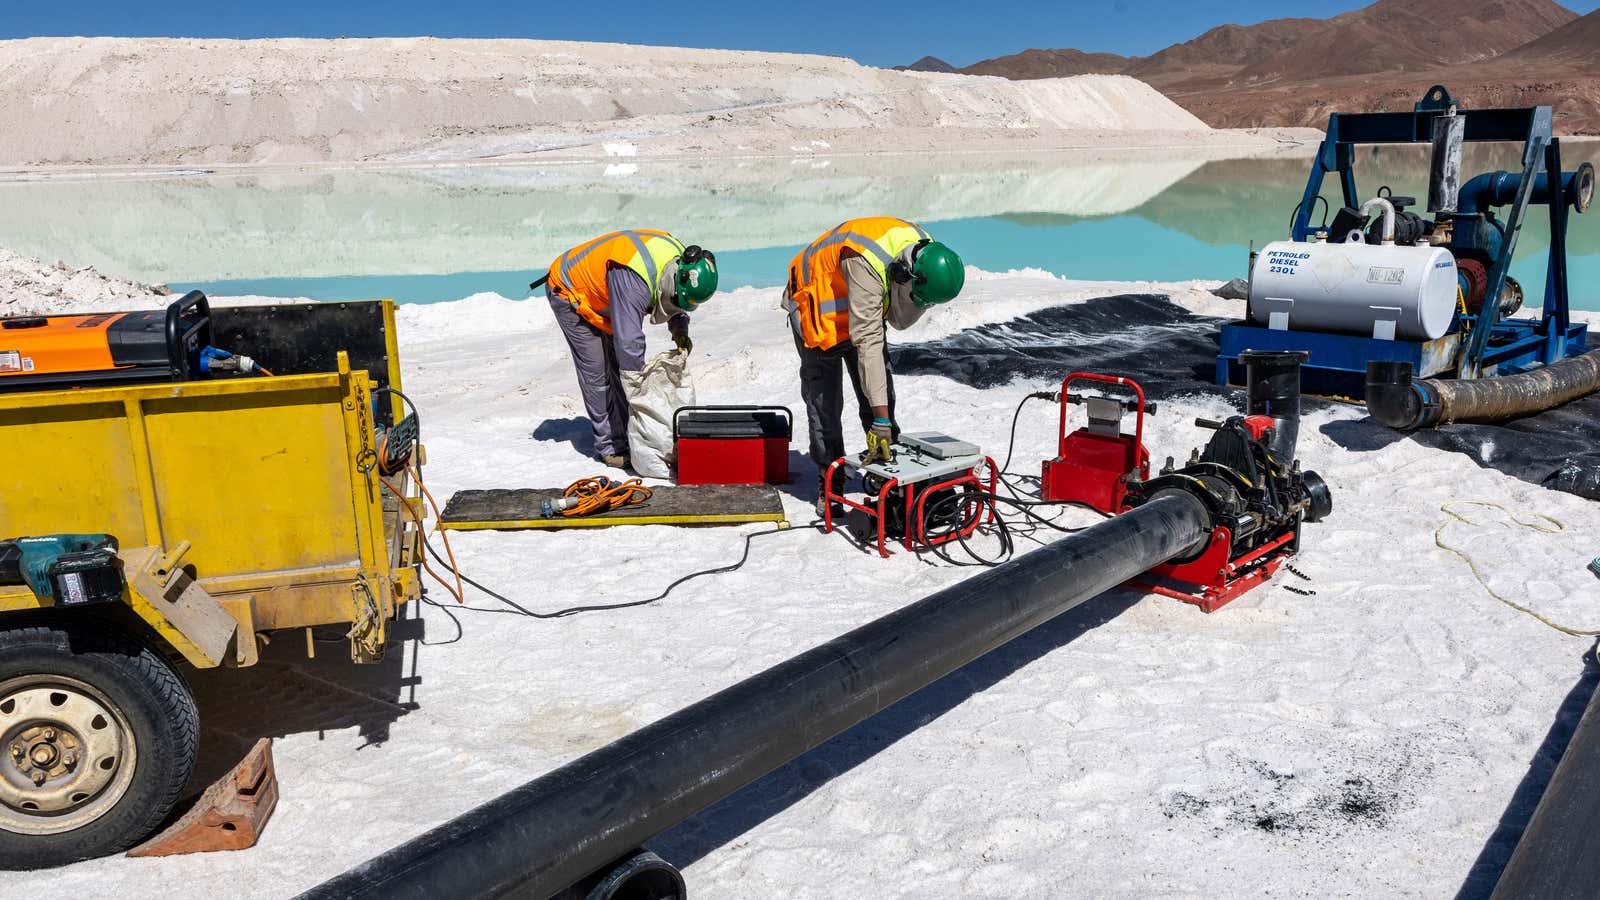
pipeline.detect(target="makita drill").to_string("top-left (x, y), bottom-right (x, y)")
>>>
top-left (0, 535), bottom-right (124, 606)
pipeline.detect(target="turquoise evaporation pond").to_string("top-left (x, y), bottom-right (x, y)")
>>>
top-left (0, 141), bottom-right (1593, 309)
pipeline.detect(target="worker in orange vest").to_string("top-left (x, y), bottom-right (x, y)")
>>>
top-left (537, 230), bottom-right (719, 468)
top-left (784, 216), bottom-right (965, 511)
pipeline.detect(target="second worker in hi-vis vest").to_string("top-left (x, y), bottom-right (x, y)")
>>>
top-left (784, 216), bottom-right (965, 512)
top-left (538, 230), bottom-right (719, 468)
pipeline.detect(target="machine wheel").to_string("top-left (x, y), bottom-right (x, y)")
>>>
top-left (0, 623), bottom-right (198, 869)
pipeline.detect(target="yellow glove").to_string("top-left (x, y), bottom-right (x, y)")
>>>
top-left (669, 314), bottom-right (692, 354)
top-left (864, 418), bottom-right (895, 464)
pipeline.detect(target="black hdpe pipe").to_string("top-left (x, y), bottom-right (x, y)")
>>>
top-left (1489, 660), bottom-right (1600, 899)
top-left (299, 493), bottom-right (1214, 900)
top-left (1240, 349), bottom-right (1307, 461)
top-left (1366, 350), bottom-right (1600, 430)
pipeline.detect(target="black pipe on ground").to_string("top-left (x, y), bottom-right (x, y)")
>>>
top-left (1490, 652), bottom-right (1600, 900)
top-left (1366, 350), bottom-right (1600, 430)
top-left (299, 493), bottom-right (1213, 900)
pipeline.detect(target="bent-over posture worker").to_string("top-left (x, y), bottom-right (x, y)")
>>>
top-left (784, 216), bottom-right (964, 509)
top-left (539, 230), bottom-right (718, 468)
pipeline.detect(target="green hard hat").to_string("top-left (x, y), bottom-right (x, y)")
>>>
top-left (673, 245), bottom-right (719, 310)
top-left (910, 241), bottom-right (964, 308)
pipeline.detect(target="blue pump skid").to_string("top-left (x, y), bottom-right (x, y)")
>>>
top-left (1216, 86), bottom-right (1592, 395)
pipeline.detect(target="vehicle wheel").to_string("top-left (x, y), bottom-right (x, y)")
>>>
top-left (0, 624), bottom-right (199, 869)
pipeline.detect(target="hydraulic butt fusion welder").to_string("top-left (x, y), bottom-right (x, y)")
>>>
top-left (0, 291), bottom-right (266, 394)
top-left (1121, 351), bottom-right (1332, 610)
top-left (0, 535), bottom-right (124, 606)
top-left (1035, 353), bottom-right (1330, 611)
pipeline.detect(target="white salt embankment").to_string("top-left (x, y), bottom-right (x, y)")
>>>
top-left (0, 38), bottom-right (1305, 168)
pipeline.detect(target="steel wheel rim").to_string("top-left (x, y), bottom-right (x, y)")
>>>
top-left (0, 674), bottom-right (138, 836)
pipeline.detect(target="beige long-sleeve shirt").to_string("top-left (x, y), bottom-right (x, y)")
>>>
top-left (841, 251), bottom-right (925, 410)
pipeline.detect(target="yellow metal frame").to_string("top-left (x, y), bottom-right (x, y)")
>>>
top-left (0, 301), bottom-right (420, 668)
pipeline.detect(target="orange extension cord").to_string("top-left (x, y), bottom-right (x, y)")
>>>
top-left (556, 476), bottom-right (653, 518)
top-left (376, 425), bottom-right (466, 604)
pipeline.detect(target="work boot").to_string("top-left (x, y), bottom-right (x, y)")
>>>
top-left (815, 470), bottom-right (845, 518)
top-left (598, 453), bottom-right (628, 470)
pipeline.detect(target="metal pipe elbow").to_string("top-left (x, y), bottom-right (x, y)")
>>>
top-left (1360, 197), bottom-right (1397, 243)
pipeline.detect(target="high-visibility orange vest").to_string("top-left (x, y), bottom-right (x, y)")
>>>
top-left (786, 216), bottom-right (930, 350)
top-left (547, 229), bottom-right (686, 334)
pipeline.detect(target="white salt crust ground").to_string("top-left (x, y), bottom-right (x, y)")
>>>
top-left (5, 258), bottom-right (1600, 898)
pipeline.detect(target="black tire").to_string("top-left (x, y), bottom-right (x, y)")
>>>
top-left (0, 623), bottom-right (199, 869)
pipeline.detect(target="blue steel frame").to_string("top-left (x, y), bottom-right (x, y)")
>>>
top-left (1220, 85), bottom-right (1588, 389)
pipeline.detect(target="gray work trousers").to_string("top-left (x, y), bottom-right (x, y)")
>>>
top-left (550, 293), bottom-right (629, 457)
top-left (794, 333), bottom-right (897, 470)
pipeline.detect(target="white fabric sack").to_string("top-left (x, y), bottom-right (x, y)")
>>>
top-left (622, 350), bottom-right (695, 479)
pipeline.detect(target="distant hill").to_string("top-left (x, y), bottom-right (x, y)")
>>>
top-left (1501, 8), bottom-right (1600, 65)
top-left (964, 48), bottom-right (1130, 79)
top-left (895, 56), bottom-right (958, 73)
top-left (947, 0), bottom-right (1600, 133)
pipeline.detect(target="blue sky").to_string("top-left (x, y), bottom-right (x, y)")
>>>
top-left (8, 1), bottom-right (1597, 68)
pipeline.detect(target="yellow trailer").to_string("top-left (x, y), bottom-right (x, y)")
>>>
top-left (0, 301), bottom-right (422, 868)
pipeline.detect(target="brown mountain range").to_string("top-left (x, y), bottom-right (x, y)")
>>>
top-left (942, 0), bottom-right (1600, 134)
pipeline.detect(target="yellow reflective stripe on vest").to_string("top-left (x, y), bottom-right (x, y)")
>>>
top-left (633, 233), bottom-right (686, 296)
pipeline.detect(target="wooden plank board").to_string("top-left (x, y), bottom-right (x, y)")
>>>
top-left (441, 485), bottom-right (787, 531)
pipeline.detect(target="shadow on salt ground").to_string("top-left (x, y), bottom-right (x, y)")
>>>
top-left (647, 590), bottom-right (1143, 869)
top-left (532, 416), bottom-right (596, 456)
top-left (1318, 417), bottom-right (1407, 454)
top-left (1453, 643), bottom-right (1600, 900)
top-left (179, 609), bottom-right (425, 796)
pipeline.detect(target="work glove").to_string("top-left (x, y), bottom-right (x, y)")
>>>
top-left (864, 418), bottom-right (895, 464)
top-left (670, 315), bottom-right (692, 355)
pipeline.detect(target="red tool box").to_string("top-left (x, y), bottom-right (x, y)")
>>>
top-left (673, 406), bottom-right (792, 486)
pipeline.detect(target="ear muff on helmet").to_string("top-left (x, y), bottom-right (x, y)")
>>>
top-left (673, 246), bottom-right (719, 311)
top-left (888, 240), bottom-right (930, 285)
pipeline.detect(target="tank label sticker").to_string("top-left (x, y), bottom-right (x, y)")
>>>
top-left (1309, 250), bottom-right (1357, 292)
top-left (0, 351), bottom-right (26, 373)
top-left (1367, 266), bottom-right (1406, 285)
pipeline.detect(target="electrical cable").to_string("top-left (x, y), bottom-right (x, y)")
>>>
top-left (370, 385), bottom-right (465, 604)
top-left (379, 470), bottom-right (464, 605)
top-left (1288, 195), bottom-right (1331, 234)
top-left (422, 523), bottom-right (820, 619)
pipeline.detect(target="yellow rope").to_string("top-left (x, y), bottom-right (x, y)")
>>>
top-left (1434, 500), bottom-right (1599, 637)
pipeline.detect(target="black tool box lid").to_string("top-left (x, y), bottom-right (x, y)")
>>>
top-left (675, 406), bottom-right (791, 440)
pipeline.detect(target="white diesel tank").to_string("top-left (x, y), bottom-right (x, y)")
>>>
top-left (1249, 239), bottom-right (1459, 341)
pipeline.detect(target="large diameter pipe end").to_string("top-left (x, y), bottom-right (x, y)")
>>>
top-left (1575, 162), bottom-right (1595, 214)
top-left (557, 849), bottom-right (686, 900)
top-left (1365, 361), bottom-right (1439, 430)
top-left (1240, 350), bottom-right (1308, 461)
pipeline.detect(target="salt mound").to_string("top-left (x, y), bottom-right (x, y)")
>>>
top-left (0, 37), bottom-right (1212, 167)
top-left (0, 247), bottom-right (171, 316)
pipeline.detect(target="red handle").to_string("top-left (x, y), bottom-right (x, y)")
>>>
top-left (1057, 372), bottom-right (1148, 458)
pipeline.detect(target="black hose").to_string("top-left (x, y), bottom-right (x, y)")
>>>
top-left (1367, 351), bottom-right (1600, 430)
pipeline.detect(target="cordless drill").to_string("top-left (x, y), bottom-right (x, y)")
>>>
top-left (0, 535), bottom-right (124, 606)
